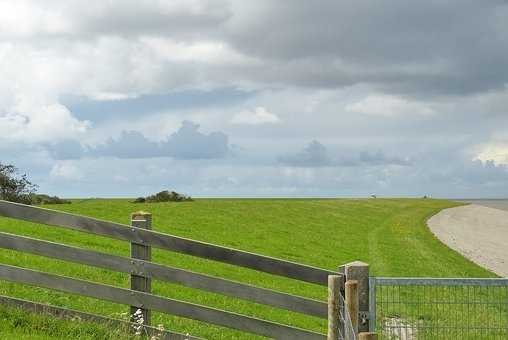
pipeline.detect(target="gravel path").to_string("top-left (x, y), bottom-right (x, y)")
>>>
top-left (428, 204), bottom-right (508, 277)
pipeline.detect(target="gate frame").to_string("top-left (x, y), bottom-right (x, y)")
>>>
top-left (368, 276), bottom-right (508, 334)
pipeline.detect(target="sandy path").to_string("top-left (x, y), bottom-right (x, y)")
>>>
top-left (428, 204), bottom-right (508, 277)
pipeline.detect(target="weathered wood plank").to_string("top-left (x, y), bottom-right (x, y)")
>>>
top-left (0, 232), bottom-right (327, 318)
top-left (0, 200), bottom-right (335, 286)
top-left (0, 264), bottom-right (326, 339)
top-left (0, 295), bottom-right (204, 340)
top-left (345, 280), bottom-right (359, 338)
top-left (130, 212), bottom-right (152, 326)
top-left (327, 275), bottom-right (342, 340)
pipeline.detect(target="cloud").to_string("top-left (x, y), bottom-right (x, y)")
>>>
top-left (63, 88), bottom-right (253, 123)
top-left (225, 1), bottom-right (508, 96)
top-left (0, 103), bottom-right (90, 144)
top-left (345, 95), bottom-right (434, 116)
top-left (231, 107), bottom-right (280, 125)
top-left (359, 151), bottom-right (411, 166)
top-left (475, 142), bottom-right (508, 166)
top-left (34, 150), bottom-right (508, 198)
top-left (50, 163), bottom-right (84, 181)
top-left (278, 140), bottom-right (412, 167)
top-left (71, 1), bottom-right (231, 38)
top-left (46, 140), bottom-right (85, 160)
top-left (1, 1), bottom-right (508, 198)
top-left (0, 1), bottom-right (231, 38)
top-left (2, 0), bottom-right (506, 105)
top-left (90, 92), bottom-right (138, 101)
top-left (278, 140), bottom-right (331, 167)
top-left (87, 121), bottom-right (230, 160)
top-left (0, 1), bottom-right (71, 37)
top-left (92, 131), bottom-right (161, 158)
top-left (163, 120), bottom-right (230, 159)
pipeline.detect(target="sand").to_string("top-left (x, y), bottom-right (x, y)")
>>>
top-left (428, 204), bottom-right (508, 277)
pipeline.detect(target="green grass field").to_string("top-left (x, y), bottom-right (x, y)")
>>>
top-left (0, 303), bottom-right (136, 340)
top-left (0, 198), bottom-right (496, 339)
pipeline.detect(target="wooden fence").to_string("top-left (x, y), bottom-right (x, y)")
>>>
top-left (0, 200), bottom-right (374, 339)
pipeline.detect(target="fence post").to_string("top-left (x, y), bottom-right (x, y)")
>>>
top-left (340, 261), bottom-right (370, 332)
top-left (345, 280), bottom-right (359, 337)
top-left (327, 275), bottom-right (342, 340)
top-left (359, 332), bottom-right (377, 340)
top-left (130, 211), bottom-right (152, 328)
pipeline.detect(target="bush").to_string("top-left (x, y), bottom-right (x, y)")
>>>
top-left (30, 194), bottom-right (71, 205)
top-left (133, 190), bottom-right (193, 203)
top-left (0, 163), bottom-right (38, 204)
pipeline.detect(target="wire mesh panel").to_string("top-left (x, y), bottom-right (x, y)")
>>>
top-left (337, 289), bottom-right (357, 340)
top-left (370, 278), bottom-right (508, 340)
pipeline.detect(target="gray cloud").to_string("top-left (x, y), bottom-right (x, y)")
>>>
top-left (63, 88), bottom-right (253, 122)
top-left (163, 121), bottom-right (229, 159)
top-left (359, 151), bottom-right (411, 167)
top-left (73, 1), bottom-right (231, 39)
top-left (45, 140), bottom-right (85, 160)
top-left (87, 121), bottom-right (230, 159)
top-left (7, 1), bottom-right (507, 98)
top-left (225, 1), bottom-right (508, 96)
top-left (278, 140), bottom-right (332, 167)
top-left (92, 131), bottom-right (161, 158)
top-left (278, 140), bottom-right (412, 167)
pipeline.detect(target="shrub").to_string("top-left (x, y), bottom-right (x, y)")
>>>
top-left (133, 190), bottom-right (193, 203)
top-left (30, 194), bottom-right (71, 205)
top-left (0, 163), bottom-right (38, 204)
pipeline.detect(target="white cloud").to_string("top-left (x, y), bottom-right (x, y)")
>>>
top-left (0, 103), bottom-right (90, 143)
top-left (141, 37), bottom-right (254, 65)
top-left (345, 95), bottom-right (435, 117)
top-left (475, 143), bottom-right (508, 165)
top-left (90, 92), bottom-right (138, 101)
top-left (0, 1), bottom-right (71, 37)
top-left (50, 162), bottom-right (84, 181)
top-left (231, 107), bottom-right (280, 125)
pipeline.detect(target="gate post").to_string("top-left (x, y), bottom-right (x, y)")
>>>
top-left (327, 275), bottom-right (342, 340)
top-left (340, 261), bottom-right (370, 332)
top-left (130, 211), bottom-right (152, 328)
top-left (345, 280), bottom-right (359, 337)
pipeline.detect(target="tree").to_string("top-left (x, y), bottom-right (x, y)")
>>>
top-left (0, 163), bottom-right (38, 204)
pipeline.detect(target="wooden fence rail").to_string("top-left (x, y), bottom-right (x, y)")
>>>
top-left (0, 200), bottom-right (335, 286)
top-left (0, 231), bottom-right (327, 318)
top-left (0, 200), bottom-right (377, 339)
top-left (0, 264), bottom-right (324, 339)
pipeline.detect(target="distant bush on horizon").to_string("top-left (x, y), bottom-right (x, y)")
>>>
top-left (31, 194), bottom-right (72, 205)
top-left (133, 190), bottom-right (193, 203)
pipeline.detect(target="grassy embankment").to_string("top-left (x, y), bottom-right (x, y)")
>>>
top-left (0, 198), bottom-right (495, 339)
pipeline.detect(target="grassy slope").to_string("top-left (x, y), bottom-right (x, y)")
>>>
top-left (0, 198), bottom-right (495, 339)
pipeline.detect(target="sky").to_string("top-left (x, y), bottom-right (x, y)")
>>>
top-left (1, 0), bottom-right (508, 198)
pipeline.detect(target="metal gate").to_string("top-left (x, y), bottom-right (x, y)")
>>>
top-left (338, 288), bottom-right (357, 340)
top-left (369, 277), bottom-right (508, 339)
